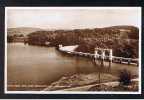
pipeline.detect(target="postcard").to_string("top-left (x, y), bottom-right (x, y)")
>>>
top-left (5, 7), bottom-right (141, 94)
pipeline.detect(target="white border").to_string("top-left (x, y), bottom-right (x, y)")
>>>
top-left (5, 7), bottom-right (142, 94)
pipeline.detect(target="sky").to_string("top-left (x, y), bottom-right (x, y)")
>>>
top-left (6, 7), bottom-right (141, 29)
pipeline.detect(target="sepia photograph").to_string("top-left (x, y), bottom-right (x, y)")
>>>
top-left (5, 7), bottom-right (141, 94)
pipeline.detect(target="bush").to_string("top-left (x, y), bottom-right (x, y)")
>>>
top-left (119, 69), bottom-right (132, 86)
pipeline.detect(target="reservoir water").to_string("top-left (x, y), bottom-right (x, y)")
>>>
top-left (7, 43), bottom-right (138, 90)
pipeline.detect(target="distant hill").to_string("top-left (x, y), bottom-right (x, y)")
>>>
top-left (102, 25), bottom-right (139, 39)
top-left (107, 25), bottom-right (138, 30)
top-left (7, 27), bottom-right (43, 36)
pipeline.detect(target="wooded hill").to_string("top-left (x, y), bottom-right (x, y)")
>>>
top-left (27, 25), bottom-right (139, 58)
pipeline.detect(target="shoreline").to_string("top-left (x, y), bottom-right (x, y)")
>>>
top-left (43, 72), bottom-right (138, 91)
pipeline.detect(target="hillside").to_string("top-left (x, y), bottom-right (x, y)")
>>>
top-left (26, 25), bottom-right (139, 58)
top-left (105, 25), bottom-right (139, 39)
top-left (7, 27), bottom-right (43, 36)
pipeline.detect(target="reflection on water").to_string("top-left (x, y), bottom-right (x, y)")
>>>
top-left (7, 43), bottom-right (138, 86)
top-left (8, 43), bottom-right (96, 85)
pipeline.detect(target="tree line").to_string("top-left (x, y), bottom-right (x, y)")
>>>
top-left (24, 26), bottom-right (139, 58)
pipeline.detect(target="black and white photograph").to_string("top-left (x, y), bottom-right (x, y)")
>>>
top-left (5, 7), bottom-right (141, 94)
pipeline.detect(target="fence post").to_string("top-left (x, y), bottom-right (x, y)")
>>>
top-left (128, 59), bottom-right (131, 65)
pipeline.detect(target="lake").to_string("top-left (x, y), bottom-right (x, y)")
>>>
top-left (7, 43), bottom-right (138, 90)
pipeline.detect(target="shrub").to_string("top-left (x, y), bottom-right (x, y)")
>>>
top-left (118, 69), bottom-right (132, 86)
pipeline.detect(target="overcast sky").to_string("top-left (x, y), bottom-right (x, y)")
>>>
top-left (6, 7), bottom-right (141, 29)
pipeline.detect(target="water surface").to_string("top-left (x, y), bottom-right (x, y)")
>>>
top-left (7, 43), bottom-right (138, 87)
